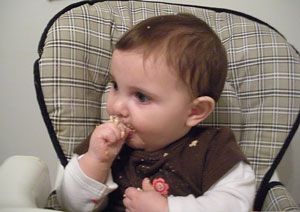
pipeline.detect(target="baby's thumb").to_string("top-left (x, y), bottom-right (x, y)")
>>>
top-left (142, 178), bottom-right (154, 191)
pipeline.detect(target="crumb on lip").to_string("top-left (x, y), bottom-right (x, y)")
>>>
top-left (109, 115), bottom-right (119, 124)
top-left (110, 115), bottom-right (136, 133)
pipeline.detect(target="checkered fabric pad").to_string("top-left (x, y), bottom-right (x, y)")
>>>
top-left (262, 184), bottom-right (300, 211)
top-left (38, 0), bottom-right (300, 191)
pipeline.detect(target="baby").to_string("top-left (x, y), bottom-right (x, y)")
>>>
top-left (57, 13), bottom-right (255, 212)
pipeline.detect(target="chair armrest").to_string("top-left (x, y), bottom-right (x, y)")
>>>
top-left (0, 156), bottom-right (52, 209)
top-left (262, 181), bottom-right (300, 211)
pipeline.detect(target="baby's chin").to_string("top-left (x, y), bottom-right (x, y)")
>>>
top-left (125, 137), bottom-right (161, 152)
top-left (125, 135), bottom-right (145, 150)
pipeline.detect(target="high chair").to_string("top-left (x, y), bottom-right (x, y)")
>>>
top-left (1, 0), bottom-right (299, 211)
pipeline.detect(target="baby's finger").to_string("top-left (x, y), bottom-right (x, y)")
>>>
top-left (99, 122), bottom-right (124, 143)
top-left (124, 187), bottom-right (142, 199)
top-left (96, 125), bottom-right (118, 144)
top-left (117, 123), bottom-right (130, 140)
top-left (108, 116), bottom-right (132, 139)
top-left (142, 178), bottom-right (154, 191)
top-left (123, 189), bottom-right (135, 211)
top-left (123, 196), bottom-right (131, 208)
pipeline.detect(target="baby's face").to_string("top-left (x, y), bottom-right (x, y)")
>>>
top-left (107, 50), bottom-right (193, 152)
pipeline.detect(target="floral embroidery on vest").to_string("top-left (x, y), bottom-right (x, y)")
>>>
top-left (152, 178), bottom-right (169, 195)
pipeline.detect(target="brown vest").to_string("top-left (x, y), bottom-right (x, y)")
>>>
top-left (104, 127), bottom-right (247, 212)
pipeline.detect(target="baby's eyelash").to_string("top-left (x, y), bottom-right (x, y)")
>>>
top-left (135, 92), bottom-right (151, 103)
top-left (109, 74), bottom-right (118, 90)
top-left (109, 80), bottom-right (118, 90)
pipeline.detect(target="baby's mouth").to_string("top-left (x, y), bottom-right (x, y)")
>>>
top-left (109, 115), bottom-right (136, 134)
top-left (124, 123), bottom-right (136, 134)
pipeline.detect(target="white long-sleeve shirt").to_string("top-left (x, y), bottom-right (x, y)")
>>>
top-left (57, 155), bottom-right (255, 212)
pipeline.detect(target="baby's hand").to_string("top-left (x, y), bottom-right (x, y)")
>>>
top-left (123, 178), bottom-right (169, 212)
top-left (87, 116), bottom-right (129, 164)
top-left (78, 116), bottom-right (129, 183)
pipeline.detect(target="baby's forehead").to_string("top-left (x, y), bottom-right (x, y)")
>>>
top-left (144, 53), bottom-right (182, 80)
top-left (112, 48), bottom-right (186, 83)
top-left (113, 49), bottom-right (182, 80)
top-left (141, 54), bottom-right (193, 96)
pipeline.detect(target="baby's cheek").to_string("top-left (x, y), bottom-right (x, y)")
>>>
top-left (106, 91), bottom-right (114, 114)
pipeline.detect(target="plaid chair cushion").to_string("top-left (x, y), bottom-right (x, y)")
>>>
top-left (262, 183), bottom-right (300, 211)
top-left (35, 0), bottom-right (300, 210)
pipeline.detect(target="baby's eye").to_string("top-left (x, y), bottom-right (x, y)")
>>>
top-left (110, 81), bottom-right (118, 90)
top-left (135, 92), bottom-right (151, 103)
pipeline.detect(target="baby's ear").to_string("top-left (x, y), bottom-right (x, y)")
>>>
top-left (186, 96), bottom-right (215, 127)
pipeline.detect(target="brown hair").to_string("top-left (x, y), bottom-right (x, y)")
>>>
top-left (115, 13), bottom-right (227, 102)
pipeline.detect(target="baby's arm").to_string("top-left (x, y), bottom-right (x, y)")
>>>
top-left (168, 161), bottom-right (255, 212)
top-left (57, 155), bottom-right (117, 212)
top-left (57, 117), bottom-right (129, 212)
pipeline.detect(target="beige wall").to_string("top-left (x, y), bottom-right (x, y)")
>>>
top-left (0, 0), bottom-right (299, 204)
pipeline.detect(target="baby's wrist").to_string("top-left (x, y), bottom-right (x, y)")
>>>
top-left (82, 152), bottom-right (112, 169)
top-left (79, 154), bottom-right (112, 182)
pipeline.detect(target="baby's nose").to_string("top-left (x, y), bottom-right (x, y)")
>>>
top-left (111, 97), bottom-right (129, 118)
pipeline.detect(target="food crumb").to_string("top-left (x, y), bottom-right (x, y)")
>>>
top-left (189, 140), bottom-right (198, 147)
